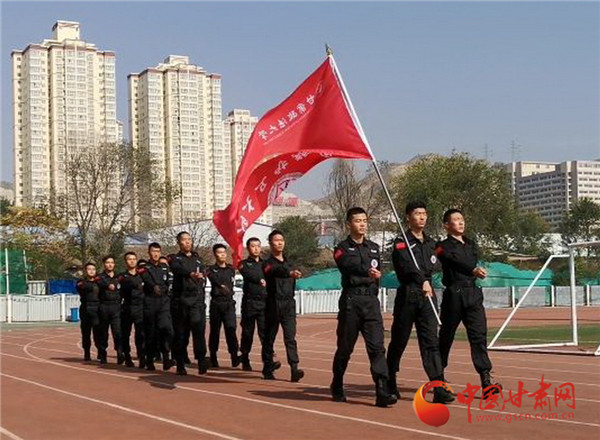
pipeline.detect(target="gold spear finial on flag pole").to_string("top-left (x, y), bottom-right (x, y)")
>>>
top-left (325, 44), bottom-right (333, 56)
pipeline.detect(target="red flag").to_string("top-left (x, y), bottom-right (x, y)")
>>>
top-left (213, 56), bottom-right (373, 264)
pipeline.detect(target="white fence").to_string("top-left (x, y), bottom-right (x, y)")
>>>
top-left (0, 286), bottom-right (598, 323)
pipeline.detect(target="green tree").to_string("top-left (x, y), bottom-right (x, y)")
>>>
top-left (501, 210), bottom-right (552, 259)
top-left (1, 206), bottom-right (76, 279)
top-left (390, 153), bottom-right (549, 258)
top-left (273, 216), bottom-right (320, 274)
top-left (0, 197), bottom-right (12, 215)
top-left (559, 198), bottom-right (600, 249)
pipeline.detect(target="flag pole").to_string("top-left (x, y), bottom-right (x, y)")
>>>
top-left (327, 45), bottom-right (441, 325)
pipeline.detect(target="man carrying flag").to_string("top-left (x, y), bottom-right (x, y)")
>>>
top-left (213, 49), bottom-right (432, 399)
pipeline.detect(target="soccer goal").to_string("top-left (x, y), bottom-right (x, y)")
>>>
top-left (488, 241), bottom-right (600, 356)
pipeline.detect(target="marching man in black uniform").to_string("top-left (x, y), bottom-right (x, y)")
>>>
top-left (97, 256), bottom-right (124, 365)
top-left (169, 232), bottom-right (210, 376)
top-left (238, 237), bottom-right (272, 372)
top-left (76, 262), bottom-right (102, 361)
top-left (435, 209), bottom-right (501, 398)
top-left (332, 207), bottom-right (397, 407)
top-left (139, 242), bottom-right (175, 371)
top-left (386, 201), bottom-right (454, 403)
top-left (262, 230), bottom-right (304, 382)
top-left (207, 244), bottom-right (241, 369)
top-left (118, 252), bottom-right (145, 368)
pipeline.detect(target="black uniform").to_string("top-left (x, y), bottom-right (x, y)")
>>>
top-left (76, 277), bottom-right (102, 359)
top-left (119, 270), bottom-right (145, 363)
top-left (238, 257), bottom-right (267, 365)
top-left (206, 264), bottom-right (240, 361)
top-left (435, 236), bottom-right (493, 377)
top-left (332, 236), bottom-right (388, 388)
top-left (97, 272), bottom-right (123, 361)
top-left (139, 261), bottom-right (174, 366)
top-left (261, 255), bottom-right (300, 375)
top-left (387, 231), bottom-right (444, 387)
top-left (170, 251), bottom-right (207, 368)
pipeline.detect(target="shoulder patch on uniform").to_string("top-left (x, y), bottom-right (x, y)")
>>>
top-left (264, 264), bottom-right (272, 274)
top-left (76, 281), bottom-right (84, 288)
top-left (333, 248), bottom-right (344, 260)
top-left (395, 242), bottom-right (407, 250)
top-left (434, 245), bottom-right (444, 256)
top-left (118, 275), bottom-right (125, 282)
top-left (136, 267), bottom-right (147, 275)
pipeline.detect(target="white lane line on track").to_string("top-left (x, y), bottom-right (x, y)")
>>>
top-left (4, 331), bottom-right (598, 377)
top-left (0, 373), bottom-right (246, 440)
top-left (0, 426), bottom-right (26, 440)
top-left (5, 334), bottom-right (600, 432)
top-left (5, 340), bottom-right (600, 406)
top-left (5, 336), bottom-right (473, 440)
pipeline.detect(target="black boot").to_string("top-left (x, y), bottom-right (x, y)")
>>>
top-left (433, 386), bottom-right (456, 404)
top-left (231, 353), bottom-right (241, 368)
top-left (117, 350), bottom-right (125, 365)
top-left (146, 355), bottom-right (156, 371)
top-left (290, 365), bottom-right (305, 383)
top-left (83, 349), bottom-right (91, 361)
top-left (99, 351), bottom-right (108, 365)
top-left (481, 371), bottom-right (502, 399)
top-left (375, 377), bottom-right (398, 407)
top-left (387, 374), bottom-right (400, 400)
top-left (198, 357), bottom-right (210, 374)
top-left (241, 355), bottom-right (252, 371)
top-left (272, 360), bottom-right (282, 371)
top-left (162, 353), bottom-right (175, 371)
top-left (176, 362), bottom-right (187, 376)
top-left (330, 377), bottom-right (347, 403)
top-left (210, 353), bottom-right (220, 368)
top-left (138, 356), bottom-right (146, 369)
top-left (184, 355), bottom-right (192, 365)
top-left (124, 353), bottom-right (135, 368)
top-left (263, 370), bottom-right (276, 380)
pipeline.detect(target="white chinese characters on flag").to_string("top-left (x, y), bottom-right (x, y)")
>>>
top-left (213, 56), bottom-right (374, 264)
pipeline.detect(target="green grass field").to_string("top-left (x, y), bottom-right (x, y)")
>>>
top-left (385, 324), bottom-right (600, 349)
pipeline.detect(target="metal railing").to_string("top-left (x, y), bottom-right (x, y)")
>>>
top-left (0, 286), bottom-right (598, 323)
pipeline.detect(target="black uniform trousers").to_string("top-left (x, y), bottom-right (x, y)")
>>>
top-left (121, 304), bottom-right (144, 358)
top-left (240, 297), bottom-right (266, 361)
top-left (80, 303), bottom-right (101, 353)
top-left (143, 296), bottom-right (174, 362)
top-left (99, 301), bottom-right (122, 355)
top-left (332, 294), bottom-right (388, 384)
top-left (439, 285), bottom-right (492, 374)
top-left (172, 296), bottom-right (207, 365)
top-left (209, 298), bottom-right (239, 356)
top-left (262, 297), bottom-right (299, 373)
top-left (387, 287), bottom-right (443, 381)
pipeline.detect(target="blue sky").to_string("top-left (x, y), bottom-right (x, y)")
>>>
top-left (2, 1), bottom-right (599, 199)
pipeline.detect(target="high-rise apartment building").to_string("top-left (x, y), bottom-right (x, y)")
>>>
top-left (12, 20), bottom-right (118, 208)
top-left (129, 55), bottom-right (222, 224)
top-left (220, 109), bottom-right (258, 210)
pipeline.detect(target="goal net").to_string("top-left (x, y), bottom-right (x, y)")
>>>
top-left (488, 241), bottom-right (600, 356)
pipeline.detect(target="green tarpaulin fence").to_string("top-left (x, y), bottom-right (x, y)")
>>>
top-left (0, 248), bottom-right (28, 295)
top-left (297, 262), bottom-right (558, 291)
